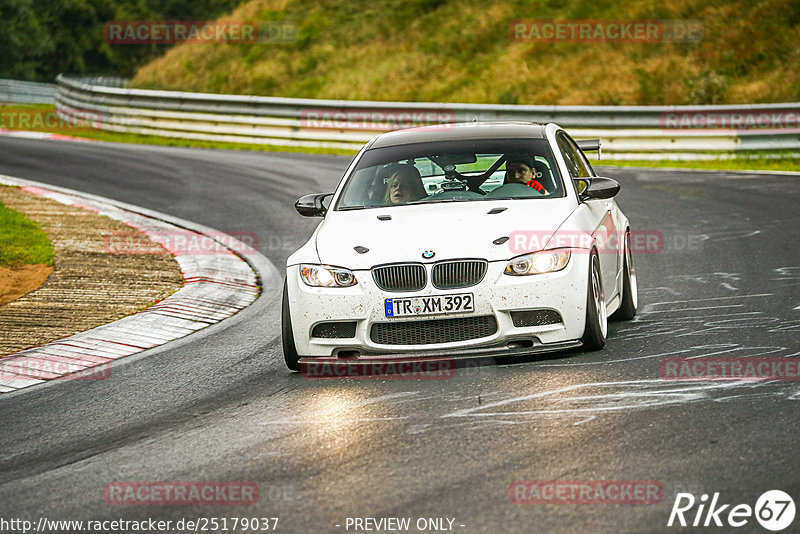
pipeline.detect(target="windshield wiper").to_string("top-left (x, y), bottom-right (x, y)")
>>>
top-left (407, 198), bottom-right (475, 205)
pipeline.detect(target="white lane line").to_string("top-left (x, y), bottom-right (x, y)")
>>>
top-left (712, 230), bottom-right (761, 241)
top-left (677, 312), bottom-right (763, 320)
top-left (441, 379), bottom-right (746, 419)
top-left (645, 293), bottom-right (772, 306)
top-left (645, 304), bottom-right (744, 313)
top-left (573, 415), bottom-right (595, 426)
top-left (538, 347), bottom-right (695, 367)
top-left (681, 345), bottom-right (786, 360)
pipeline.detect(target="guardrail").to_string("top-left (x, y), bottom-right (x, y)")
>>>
top-left (0, 79), bottom-right (57, 104)
top-left (55, 75), bottom-right (800, 159)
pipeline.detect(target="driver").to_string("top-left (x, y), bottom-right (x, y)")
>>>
top-left (504, 154), bottom-right (546, 194)
top-left (381, 164), bottom-right (427, 205)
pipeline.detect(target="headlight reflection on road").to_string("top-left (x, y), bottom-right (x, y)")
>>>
top-left (294, 388), bottom-right (397, 457)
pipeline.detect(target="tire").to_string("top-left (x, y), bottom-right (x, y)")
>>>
top-left (581, 252), bottom-right (607, 350)
top-left (281, 279), bottom-right (301, 371)
top-left (611, 230), bottom-right (638, 321)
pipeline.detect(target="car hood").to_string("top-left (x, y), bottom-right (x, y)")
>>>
top-left (315, 199), bottom-right (576, 269)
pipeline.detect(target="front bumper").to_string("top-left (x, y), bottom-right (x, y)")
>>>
top-left (286, 253), bottom-right (590, 358)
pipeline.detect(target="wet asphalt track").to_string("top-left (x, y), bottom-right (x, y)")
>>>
top-left (0, 137), bottom-right (798, 534)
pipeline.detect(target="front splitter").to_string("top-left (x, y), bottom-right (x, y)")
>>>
top-left (298, 339), bottom-right (584, 375)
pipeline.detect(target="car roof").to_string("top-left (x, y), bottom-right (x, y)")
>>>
top-left (366, 121), bottom-right (549, 149)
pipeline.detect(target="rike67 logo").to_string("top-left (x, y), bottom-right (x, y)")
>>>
top-left (668, 490), bottom-right (795, 531)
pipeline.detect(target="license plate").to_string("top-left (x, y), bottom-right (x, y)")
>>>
top-left (384, 293), bottom-right (474, 318)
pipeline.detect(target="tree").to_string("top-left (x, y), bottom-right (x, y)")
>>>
top-left (0, 0), bottom-right (242, 82)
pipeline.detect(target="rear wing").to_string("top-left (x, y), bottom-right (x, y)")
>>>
top-left (576, 139), bottom-right (601, 158)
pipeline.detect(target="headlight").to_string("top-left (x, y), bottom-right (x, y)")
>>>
top-left (300, 264), bottom-right (357, 287)
top-left (504, 249), bottom-right (571, 276)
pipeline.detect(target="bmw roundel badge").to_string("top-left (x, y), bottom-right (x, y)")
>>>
top-left (422, 250), bottom-right (435, 259)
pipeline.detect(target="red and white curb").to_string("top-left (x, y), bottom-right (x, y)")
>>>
top-left (0, 129), bottom-right (95, 142)
top-left (0, 175), bottom-right (267, 393)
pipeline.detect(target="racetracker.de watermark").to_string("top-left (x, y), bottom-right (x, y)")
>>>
top-left (104, 482), bottom-right (258, 505)
top-left (104, 20), bottom-right (297, 45)
top-left (508, 229), bottom-right (658, 255)
top-left (301, 358), bottom-right (457, 379)
top-left (103, 231), bottom-right (258, 256)
top-left (300, 108), bottom-right (456, 131)
top-left (509, 20), bottom-right (703, 43)
top-left (509, 480), bottom-right (664, 504)
top-left (508, 229), bottom-right (705, 255)
top-left (660, 357), bottom-right (800, 381)
top-left (1, 108), bottom-right (104, 130)
top-left (660, 108), bottom-right (800, 131)
top-left (0, 359), bottom-right (111, 381)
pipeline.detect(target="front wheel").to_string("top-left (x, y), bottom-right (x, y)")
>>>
top-left (611, 230), bottom-right (638, 321)
top-left (281, 279), bottom-right (301, 371)
top-left (581, 252), bottom-right (607, 350)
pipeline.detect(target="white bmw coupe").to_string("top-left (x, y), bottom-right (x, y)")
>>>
top-left (282, 122), bottom-right (637, 371)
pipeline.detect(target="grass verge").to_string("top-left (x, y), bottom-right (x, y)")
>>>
top-left (0, 191), bottom-right (55, 266)
top-left (589, 157), bottom-right (800, 173)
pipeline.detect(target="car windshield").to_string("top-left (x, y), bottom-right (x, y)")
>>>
top-left (335, 138), bottom-right (564, 210)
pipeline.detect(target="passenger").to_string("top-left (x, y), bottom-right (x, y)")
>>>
top-left (381, 164), bottom-right (427, 205)
top-left (504, 154), bottom-right (546, 194)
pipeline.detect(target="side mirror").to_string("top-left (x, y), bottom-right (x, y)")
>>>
top-left (295, 193), bottom-right (333, 217)
top-left (576, 139), bottom-right (601, 153)
top-left (578, 177), bottom-right (620, 200)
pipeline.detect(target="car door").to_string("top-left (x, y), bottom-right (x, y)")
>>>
top-left (555, 131), bottom-right (619, 299)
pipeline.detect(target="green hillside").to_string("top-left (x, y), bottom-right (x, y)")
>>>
top-left (131, 0), bottom-right (800, 105)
